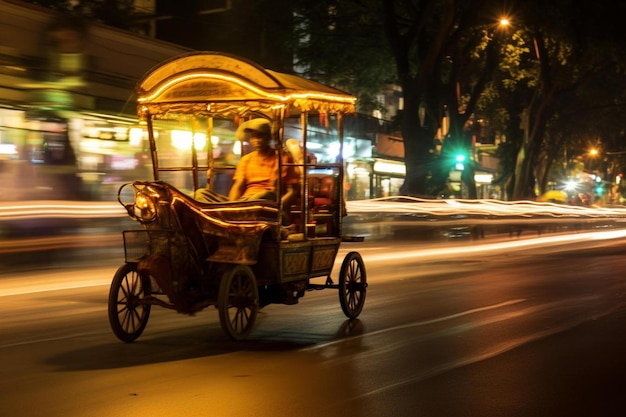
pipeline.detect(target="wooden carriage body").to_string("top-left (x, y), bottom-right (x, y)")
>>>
top-left (131, 51), bottom-right (355, 279)
top-left (108, 52), bottom-right (366, 342)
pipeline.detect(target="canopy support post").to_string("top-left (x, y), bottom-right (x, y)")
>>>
top-left (146, 113), bottom-right (159, 181)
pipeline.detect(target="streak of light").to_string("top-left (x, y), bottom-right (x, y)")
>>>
top-left (0, 234), bottom-right (120, 254)
top-left (0, 201), bottom-right (126, 220)
top-left (2, 197), bottom-right (626, 222)
top-left (0, 267), bottom-right (115, 297)
top-left (346, 197), bottom-right (626, 219)
top-left (360, 229), bottom-right (626, 263)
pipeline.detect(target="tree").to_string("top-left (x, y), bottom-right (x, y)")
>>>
top-left (382, 0), bottom-right (512, 197)
top-left (292, 0), bottom-right (395, 114)
top-left (476, 0), bottom-right (626, 200)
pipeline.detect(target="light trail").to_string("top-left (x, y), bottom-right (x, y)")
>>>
top-left (360, 228), bottom-right (626, 263)
top-left (0, 233), bottom-right (121, 254)
top-left (2, 197), bottom-right (626, 221)
top-left (346, 197), bottom-right (626, 219)
top-left (0, 201), bottom-right (126, 220)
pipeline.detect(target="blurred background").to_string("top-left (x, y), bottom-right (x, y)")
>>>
top-left (3, 0), bottom-right (626, 270)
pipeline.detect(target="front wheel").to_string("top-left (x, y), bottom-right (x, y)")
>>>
top-left (108, 262), bottom-right (151, 342)
top-left (338, 251), bottom-right (367, 319)
top-left (218, 265), bottom-right (259, 341)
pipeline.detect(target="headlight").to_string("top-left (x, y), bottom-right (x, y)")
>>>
top-left (133, 191), bottom-right (157, 223)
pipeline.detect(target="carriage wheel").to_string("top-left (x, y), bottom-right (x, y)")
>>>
top-left (338, 251), bottom-right (367, 319)
top-left (218, 265), bottom-right (259, 341)
top-left (108, 262), bottom-right (151, 343)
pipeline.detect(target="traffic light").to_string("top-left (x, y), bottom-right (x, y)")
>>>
top-left (595, 184), bottom-right (604, 195)
top-left (455, 153), bottom-right (465, 170)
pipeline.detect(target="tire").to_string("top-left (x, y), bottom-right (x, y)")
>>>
top-left (338, 251), bottom-right (367, 319)
top-left (108, 263), bottom-right (151, 343)
top-left (218, 265), bottom-right (259, 341)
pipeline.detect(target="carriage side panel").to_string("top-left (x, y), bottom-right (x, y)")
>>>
top-left (253, 237), bottom-right (341, 285)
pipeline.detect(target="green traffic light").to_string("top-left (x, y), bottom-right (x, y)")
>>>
top-left (454, 153), bottom-right (466, 170)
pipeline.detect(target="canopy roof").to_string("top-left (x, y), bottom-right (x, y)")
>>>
top-left (136, 51), bottom-right (356, 120)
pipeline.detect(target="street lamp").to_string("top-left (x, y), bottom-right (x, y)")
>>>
top-left (587, 148), bottom-right (599, 172)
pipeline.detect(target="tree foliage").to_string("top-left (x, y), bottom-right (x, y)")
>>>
top-left (497, 0), bottom-right (626, 199)
top-left (380, 0), bottom-right (516, 197)
top-left (291, 0), bottom-right (395, 114)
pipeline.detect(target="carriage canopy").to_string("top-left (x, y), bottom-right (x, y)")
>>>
top-left (136, 51), bottom-right (357, 119)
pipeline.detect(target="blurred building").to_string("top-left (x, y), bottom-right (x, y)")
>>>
top-left (0, 0), bottom-right (405, 201)
top-left (0, 0), bottom-right (190, 200)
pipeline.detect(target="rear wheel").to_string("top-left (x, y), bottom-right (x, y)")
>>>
top-left (218, 265), bottom-right (259, 341)
top-left (338, 251), bottom-right (367, 319)
top-left (108, 263), bottom-right (151, 342)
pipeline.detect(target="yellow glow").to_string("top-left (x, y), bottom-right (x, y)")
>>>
top-left (138, 73), bottom-right (356, 106)
top-left (373, 161), bottom-right (406, 175)
top-left (86, 127), bottom-right (100, 138)
top-left (114, 127), bottom-right (128, 140)
top-left (474, 174), bottom-right (493, 183)
top-left (346, 196), bottom-right (626, 218)
top-left (171, 196), bottom-right (279, 228)
top-left (3, 198), bottom-right (626, 227)
top-left (171, 130), bottom-right (207, 150)
top-left (0, 144), bottom-right (17, 155)
top-left (361, 229), bottom-right (626, 264)
top-left (0, 202), bottom-right (126, 220)
top-left (129, 128), bottom-right (144, 146)
top-left (80, 138), bottom-right (117, 153)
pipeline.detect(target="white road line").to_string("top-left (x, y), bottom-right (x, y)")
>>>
top-left (301, 298), bottom-right (526, 351)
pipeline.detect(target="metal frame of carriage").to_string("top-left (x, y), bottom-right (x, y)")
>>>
top-left (107, 51), bottom-right (367, 342)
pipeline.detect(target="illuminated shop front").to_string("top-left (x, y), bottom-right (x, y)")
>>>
top-left (373, 159), bottom-right (405, 197)
top-left (1, 108), bottom-right (408, 202)
top-left (0, 107), bottom-right (149, 200)
top-left (372, 133), bottom-right (405, 198)
top-left (0, 107), bottom-right (82, 200)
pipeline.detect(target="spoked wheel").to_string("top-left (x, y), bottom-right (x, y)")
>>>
top-left (338, 251), bottom-right (367, 319)
top-left (108, 262), bottom-right (151, 343)
top-left (218, 265), bottom-right (259, 341)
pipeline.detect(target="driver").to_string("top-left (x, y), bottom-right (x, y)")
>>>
top-left (195, 118), bottom-right (299, 220)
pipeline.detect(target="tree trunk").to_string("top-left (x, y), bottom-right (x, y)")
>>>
top-left (512, 97), bottom-right (553, 200)
top-left (462, 163), bottom-right (478, 198)
top-left (400, 94), bottom-right (437, 196)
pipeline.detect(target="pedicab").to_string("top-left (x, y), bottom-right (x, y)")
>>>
top-left (108, 51), bottom-right (367, 341)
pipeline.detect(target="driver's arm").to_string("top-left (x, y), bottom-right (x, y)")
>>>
top-left (228, 177), bottom-right (246, 201)
top-left (281, 183), bottom-right (297, 210)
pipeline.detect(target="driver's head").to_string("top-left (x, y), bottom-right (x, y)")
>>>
top-left (240, 118), bottom-right (272, 152)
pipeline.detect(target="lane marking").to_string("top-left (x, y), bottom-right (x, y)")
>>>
top-left (301, 298), bottom-right (526, 351)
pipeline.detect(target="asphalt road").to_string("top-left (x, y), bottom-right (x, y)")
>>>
top-left (2, 232), bottom-right (626, 417)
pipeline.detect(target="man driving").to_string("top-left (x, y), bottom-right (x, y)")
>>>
top-left (195, 118), bottom-right (299, 220)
